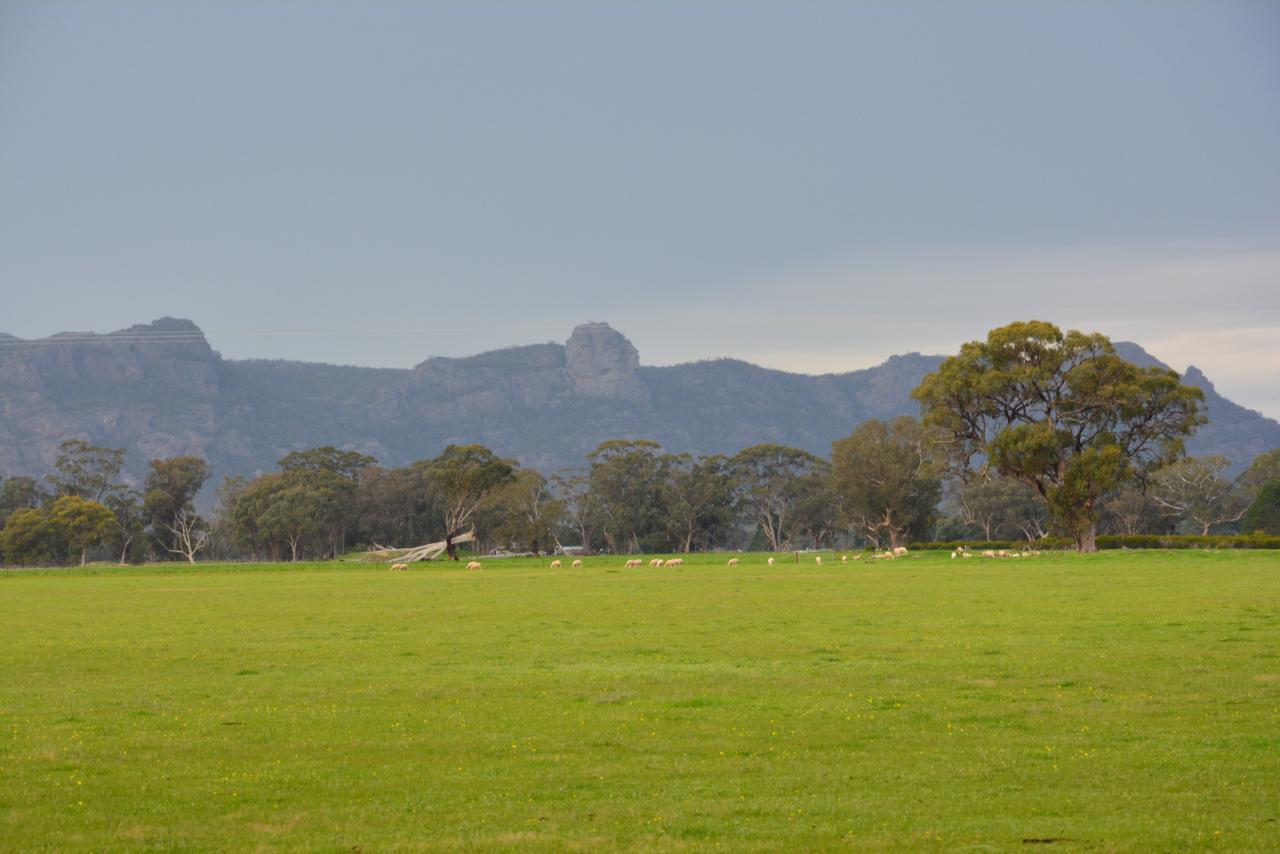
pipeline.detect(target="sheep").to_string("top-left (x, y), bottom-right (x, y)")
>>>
top-left (571, 559), bottom-right (583, 568)
top-left (550, 559), bottom-right (562, 569)
top-left (466, 561), bottom-right (482, 570)
top-left (951, 551), bottom-right (957, 559)
top-left (663, 558), bottom-right (683, 567)
top-left (852, 554), bottom-right (862, 561)
top-left (767, 557), bottom-right (775, 566)
top-left (649, 558), bottom-right (664, 567)
top-left (841, 554), bottom-right (848, 563)
top-left (982, 550), bottom-right (996, 558)
top-left (815, 555), bottom-right (822, 565)
top-left (390, 562), bottom-right (408, 572)
top-left (625, 559), bottom-right (642, 568)
top-left (893, 546), bottom-right (909, 557)
top-left (727, 557), bottom-right (740, 567)
top-left (962, 552), bottom-right (973, 559)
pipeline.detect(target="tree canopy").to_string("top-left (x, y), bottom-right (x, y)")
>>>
top-left (913, 321), bottom-right (1205, 551)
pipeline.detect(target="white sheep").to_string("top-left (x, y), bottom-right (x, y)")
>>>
top-left (841, 555), bottom-right (848, 563)
top-left (550, 559), bottom-right (562, 569)
top-left (727, 557), bottom-right (740, 566)
top-left (649, 558), bottom-right (663, 567)
top-left (624, 559), bottom-right (642, 568)
top-left (893, 546), bottom-right (909, 557)
top-left (815, 555), bottom-right (822, 565)
top-left (571, 559), bottom-right (583, 568)
top-left (466, 561), bottom-right (482, 570)
top-left (767, 557), bottom-right (775, 566)
top-left (390, 562), bottom-right (408, 572)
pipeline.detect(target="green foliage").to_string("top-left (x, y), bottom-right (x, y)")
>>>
top-left (416, 444), bottom-right (516, 559)
top-left (0, 475), bottom-right (49, 529)
top-left (585, 439), bottom-right (666, 553)
top-left (0, 507), bottom-right (57, 565)
top-left (48, 495), bottom-right (116, 565)
top-left (728, 444), bottom-right (825, 552)
top-left (913, 320), bottom-right (1205, 551)
top-left (946, 475), bottom-right (1048, 541)
top-left (1099, 486), bottom-right (1168, 536)
top-left (830, 417), bottom-right (943, 548)
top-left (104, 487), bottom-right (147, 564)
top-left (277, 446), bottom-right (376, 480)
top-left (46, 439), bottom-right (126, 502)
top-left (1, 496), bottom-right (114, 565)
top-left (488, 469), bottom-right (564, 555)
top-left (144, 456), bottom-right (211, 555)
top-left (1242, 479), bottom-right (1280, 535)
top-left (1237, 448), bottom-right (1280, 493)
top-left (660, 453), bottom-right (734, 553)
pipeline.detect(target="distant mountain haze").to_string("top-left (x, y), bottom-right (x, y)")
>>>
top-left (1, 319), bottom-right (1276, 493)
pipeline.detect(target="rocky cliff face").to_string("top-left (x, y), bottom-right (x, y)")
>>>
top-left (564, 322), bottom-right (650, 405)
top-left (1, 318), bottom-right (1276, 489)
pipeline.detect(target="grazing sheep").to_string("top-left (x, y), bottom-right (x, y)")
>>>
top-left (550, 559), bottom-right (562, 569)
top-left (650, 558), bottom-right (663, 567)
top-left (951, 551), bottom-right (957, 559)
top-left (767, 557), bottom-right (775, 566)
top-left (663, 558), bottom-right (683, 567)
top-left (815, 555), bottom-right (822, 565)
top-left (841, 555), bottom-right (848, 563)
top-left (962, 552), bottom-right (973, 559)
top-left (852, 554), bottom-right (862, 561)
top-left (624, 559), bottom-right (642, 568)
top-left (893, 546), bottom-right (909, 557)
top-left (466, 561), bottom-right (482, 570)
top-left (727, 557), bottom-right (740, 567)
top-left (571, 559), bottom-right (583, 568)
top-left (390, 562), bottom-right (408, 572)
top-left (982, 550), bottom-right (996, 558)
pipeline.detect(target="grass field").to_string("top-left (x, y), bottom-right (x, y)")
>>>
top-left (2, 550), bottom-right (1279, 851)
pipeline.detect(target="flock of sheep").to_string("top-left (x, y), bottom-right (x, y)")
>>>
top-left (389, 545), bottom-right (1046, 571)
top-left (948, 545), bottom-right (1043, 559)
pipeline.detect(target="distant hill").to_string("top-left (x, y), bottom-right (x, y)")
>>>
top-left (1, 318), bottom-right (1276, 490)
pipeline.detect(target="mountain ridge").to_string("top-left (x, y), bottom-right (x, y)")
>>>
top-left (1, 318), bottom-right (1276, 488)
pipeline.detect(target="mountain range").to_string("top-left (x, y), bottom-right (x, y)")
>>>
top-left (1, 318), bottom-right (1276, 490)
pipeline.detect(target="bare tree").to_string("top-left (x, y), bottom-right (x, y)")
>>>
top-left (1150, 456), bottom-right (1249, 535)
top-left (165, 509), bottom-right (210, 564)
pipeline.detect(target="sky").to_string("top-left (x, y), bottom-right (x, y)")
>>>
top-left (2, 1), bottom-right (1278, 416)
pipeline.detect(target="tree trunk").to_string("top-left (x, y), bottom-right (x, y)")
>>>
top-left (80, 547), bottom-right (87, 566)
top-left (445, 533), bottom-right (458, 561)
top-left (1075, 521), bottom-right (1098, 553)
top-left (1201, 521), bottom-right (1212, 536)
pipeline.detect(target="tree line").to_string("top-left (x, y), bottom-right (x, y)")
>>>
top-left (3, 322), bottom-right (1280, 565)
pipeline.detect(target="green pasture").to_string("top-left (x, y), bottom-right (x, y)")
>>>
top-left (2, 550), bottom-right (1279, 851)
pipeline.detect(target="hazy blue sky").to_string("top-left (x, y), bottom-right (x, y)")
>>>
top-left (3, 2), bottom-right (1278, 415)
